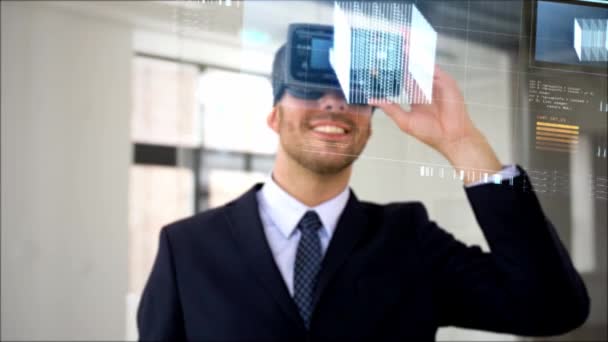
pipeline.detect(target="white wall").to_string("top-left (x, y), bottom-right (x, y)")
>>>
top-left (1, 2), bottom-right (131, 340)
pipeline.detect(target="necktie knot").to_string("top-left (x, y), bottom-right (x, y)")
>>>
top-left (297, 210), bottom-right (322, 233)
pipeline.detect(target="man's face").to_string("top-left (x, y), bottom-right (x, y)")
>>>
top-left (269, 90), bottom-right (373, 175)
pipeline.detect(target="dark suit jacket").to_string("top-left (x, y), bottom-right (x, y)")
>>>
top-left (137, 171), bottom-right (589, 341)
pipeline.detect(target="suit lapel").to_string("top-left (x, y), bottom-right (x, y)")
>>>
top-left (224, 184), bottom-right (306, 331)
top-left (312, 189), bottom-right (369, 307)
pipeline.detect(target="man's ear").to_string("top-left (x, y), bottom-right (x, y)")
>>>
top-left (267, 106), bottom-right (280, 133)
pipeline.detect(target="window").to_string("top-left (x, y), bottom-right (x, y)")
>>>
top-left (199, 68), bottom-right (277, 154)
top-left (127, 55), bottom-right (277, 340)
top-left (132, 56), bottom-right (200, 147)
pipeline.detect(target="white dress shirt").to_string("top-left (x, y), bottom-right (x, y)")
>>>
top-left (256, 165), bottom-right (520, 296)
top-left (256, 175), bottom-right (349, 296)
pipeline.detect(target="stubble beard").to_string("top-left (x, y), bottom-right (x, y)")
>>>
top-left (278, 107), bottom-right (370, 176)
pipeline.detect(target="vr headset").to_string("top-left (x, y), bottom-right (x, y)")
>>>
top-left (273, 23), bottom-right (404, 105)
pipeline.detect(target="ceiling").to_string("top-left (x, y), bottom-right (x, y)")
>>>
top-left (45, 0), bottom-right (525, 51)
top-left (41, 0), bottom-right (525, 75)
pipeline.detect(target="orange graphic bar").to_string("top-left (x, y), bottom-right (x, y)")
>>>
top-left (536, 121), bottom-right (579, 130)
top-left (536, 145), bottom-right (575, 153)
top-left (536, 141), bottom-right (578, 149)
top-left (536, 126), bottom-right (579, 135)
top-left (536, 136), bottom-right (579, 144)
top-left (536, 140), bottom-right (577, 148)
top-left (536, 131), bottom-right (580, 139)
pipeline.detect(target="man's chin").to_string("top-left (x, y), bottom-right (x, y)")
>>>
top-left (282, 140), bottom-right (362, 175)
top-left (300, 152), bottom-right (357, 175)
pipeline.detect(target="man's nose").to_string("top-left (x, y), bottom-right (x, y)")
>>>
top-left (319, 91), bottom-right (347, 112)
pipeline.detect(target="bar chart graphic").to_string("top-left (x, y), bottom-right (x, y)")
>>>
top-left (332, 2), bottom-right (437, 105)
top-left (535, 121), bottom-right (580, 153)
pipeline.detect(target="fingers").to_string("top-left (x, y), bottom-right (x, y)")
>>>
top-left (368, 98), bottom-right (404, 117)
top-left (434, 64), bottom-right (454, 82)
top-left (368, 98), bottom-right (413, 133)
top-left (429, 66), bottom-right (466, 107)
top-left (434, 65), bottom-right (441, 79)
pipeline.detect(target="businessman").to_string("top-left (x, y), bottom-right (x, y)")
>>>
top-left (137, 42), bottom-right (590, 340)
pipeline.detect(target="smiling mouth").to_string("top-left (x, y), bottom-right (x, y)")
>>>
top-left (308, 117), bottom-right (353, 137)
top-left (309, 125), bottom-right (352, 142)
top-left (312, 125), bottom-right (348, 134)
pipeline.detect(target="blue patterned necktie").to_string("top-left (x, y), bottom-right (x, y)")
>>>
top-left (293, 210), bottom-right (323, 329)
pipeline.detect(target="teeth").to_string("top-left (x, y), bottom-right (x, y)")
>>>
top-left (312, 125), bottom-right (346, 134)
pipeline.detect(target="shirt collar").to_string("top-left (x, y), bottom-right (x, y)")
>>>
top-left (258, 173), bottom-right (350, 239)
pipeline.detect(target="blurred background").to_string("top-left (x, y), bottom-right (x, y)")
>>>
top-left (1, 0), bottom-right (606, 340)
